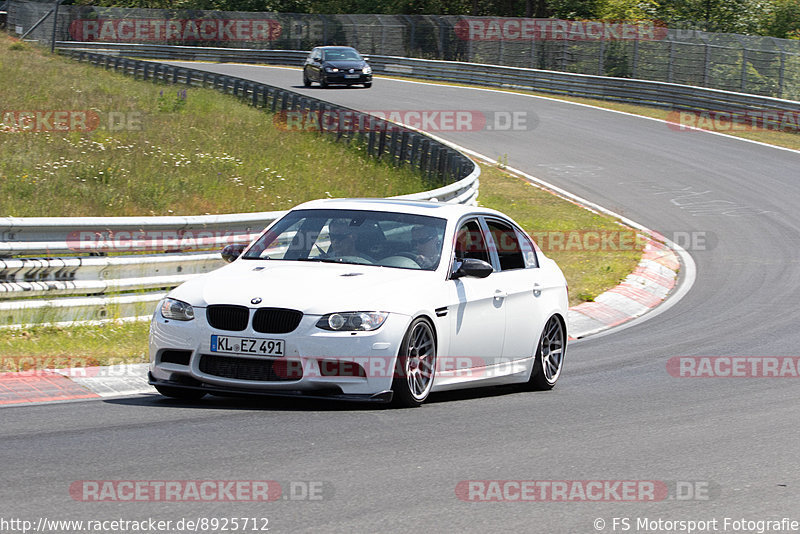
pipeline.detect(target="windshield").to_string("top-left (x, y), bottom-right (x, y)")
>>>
top-left (243, 209), bottom-right (446, 270)
top-left (322, 49), bottom-right (362, 61)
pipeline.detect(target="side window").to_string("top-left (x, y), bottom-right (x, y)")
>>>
top-left (517, 229), bottom-right (539, 268)
top-left (486, 219), bottom-right (526, 271)
top-left (455, 220), bottom-right (490, 264)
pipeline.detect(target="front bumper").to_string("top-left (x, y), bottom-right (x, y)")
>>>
top-left (149, 373), bottom-right (393, 403)
top-left (323, 72), bottom-right (372, 84)
top-left (149, 308), bottom-right (408, 398)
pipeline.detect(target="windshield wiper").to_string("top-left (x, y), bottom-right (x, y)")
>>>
top-left (296, 257), bottom-right (345, 264)
top-left (296, 257), bottom-right (371, 266)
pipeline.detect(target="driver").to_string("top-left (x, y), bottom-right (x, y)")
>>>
top-left (327, 219), bottom-right (358, 258)
top-left (411, 225), bottom-right (441, 269)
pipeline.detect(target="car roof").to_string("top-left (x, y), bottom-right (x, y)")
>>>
top-left (315, 46), bottom-right (358, 50)
top-left (290, 198), bottom-right (510, 221)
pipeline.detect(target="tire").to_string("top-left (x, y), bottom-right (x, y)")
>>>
top-left (319, 76), bottom-right (328, 88)
top-left (303, 70), bottom-right (311, 87)
top-left (392, 318), bottom-right (436, 407)
top-left (155, 385), bottom-right (206, 400)
top-left (363, 82), bottom-right (372, 88)
top-left (527, 315), bottom-right (566, 390)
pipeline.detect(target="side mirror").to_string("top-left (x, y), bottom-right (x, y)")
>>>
top-left (451, 258), bottom-right (493, 279)
top-left (221, 243), bottom-right (246, 263)
top-left (363, 57), bottom-right (370, 62)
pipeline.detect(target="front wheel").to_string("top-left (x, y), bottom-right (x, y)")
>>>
top-left (392, 318), bottom-right (436, 407)
top-left (526, 315), bottom-right (566, 390)
top-left (363, 82), bottom-right (372, 88)
top-left (302, 70), bottom-right (311, 87)
top-left (319, 76), bottom-right (328, 88)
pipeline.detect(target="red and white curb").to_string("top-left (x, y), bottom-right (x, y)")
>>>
top-left (568, 238), bottom-right (679, 339)
top-left (0, 364), bottom-right (151, 406)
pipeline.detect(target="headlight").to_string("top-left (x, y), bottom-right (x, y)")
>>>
top-left (325, 67), bottom-right (339, 72)
top-left (160, 298), bottom-right (195, 321)
top-left (363, 65), bottom-right (372, 74)
top-left (316, 311), bottom-right (388, 331)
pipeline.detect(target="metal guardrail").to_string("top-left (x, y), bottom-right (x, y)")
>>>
top-left (55, 42), bottom-right (800, 116)
top-left (1, 50), bottom-right (480, 326)
top-left (368, 55), bottom-right (800, 114)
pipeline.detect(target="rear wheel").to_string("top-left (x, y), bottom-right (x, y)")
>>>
top-left (392, 318), bottom-right (436, 407)
top-left (527, 315), bottom-right (565, 390)
top-left (155, 385), bottom-right (206, 400)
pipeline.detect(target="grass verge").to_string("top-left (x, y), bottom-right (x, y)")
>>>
top-left (0, 35), bottom-right (428, 216)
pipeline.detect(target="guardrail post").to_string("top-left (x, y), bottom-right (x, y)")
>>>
top-left (431, 146), bottom-right (442, 178)
top-left (368, 129), bottom-right (377, 156)
top-left (267, 88), bottom-right (276, 112)
top-left (703, 43), bottom-right (710, 87)
top-left (409, 134), bottom-right (420, 166)
top-left (446, 153), bottom-right (455, 180)
top-left (419, 139), bottom-right (430, 171)
top-left (377, 124), bottom-right (388, 158)
top-left (398, 131), bottom-right (409, 166)
top-left (778, 51), bottom-right (785, 99)
top-left (387, 129), bottom-right (397, 164)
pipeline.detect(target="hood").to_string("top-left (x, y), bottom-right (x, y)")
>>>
top-left (323, 60), bottom-right (366, 70)
top-left (168, 260), bottom-right (438, 316)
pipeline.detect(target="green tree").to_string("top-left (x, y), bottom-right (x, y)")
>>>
top-left (759, 0), bottom-right (800, 38)
top-left (656, 0), bottom-right (763, 33)
top-left (598, 0), bottom-right (660, 19)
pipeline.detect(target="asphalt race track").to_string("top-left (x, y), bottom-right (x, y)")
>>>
top-left (2, 65), bottom-right (799, 533)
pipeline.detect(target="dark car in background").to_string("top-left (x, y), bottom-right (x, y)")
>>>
top-left (303, 46), bottom-right (373, 88)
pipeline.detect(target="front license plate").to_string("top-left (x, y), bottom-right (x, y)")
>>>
top-left (211, 335), bottom-right (285, 357)
top-left (345, 74), bottom-right (360, 79)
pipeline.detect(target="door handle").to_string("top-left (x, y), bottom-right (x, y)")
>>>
top-left (494, 290), bottom-right (507, 299)
top-left (533, 283), bottom-right (542, 297)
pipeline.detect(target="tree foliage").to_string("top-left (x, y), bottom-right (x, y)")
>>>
top-left (66, 0), bottom-right (800, 38)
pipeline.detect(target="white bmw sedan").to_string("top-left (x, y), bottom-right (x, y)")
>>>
top-left (148, 199), bottom-right (569, 407)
